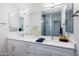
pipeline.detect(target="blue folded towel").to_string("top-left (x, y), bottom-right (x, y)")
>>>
top-left (36, 38), bottom-right (45, 42)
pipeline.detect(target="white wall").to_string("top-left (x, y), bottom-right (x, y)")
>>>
top-left (69, 3), bottom-right (79, 56)
top-left (0, 3), bottom-right (17, 55)
top-left (72, 3), bottom-right (79, 55)
top-left (29, 3), bottom-right (43, 35)
top-left (24, 13), bottom-right (31, 35)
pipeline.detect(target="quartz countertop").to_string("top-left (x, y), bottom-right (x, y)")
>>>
top-left (7, 32), bottom-right (76, 50)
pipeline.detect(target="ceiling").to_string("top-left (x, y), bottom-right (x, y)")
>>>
top-left (42, 3), bottom-right (73, 14)
top-left (10, 3), bottom-right (31, 11)
top-left (10, 3), bottom-right (73, 14)
top-left (42, 4), bottom-right (64, 14)
top-left (10, 3), bottom-right (63, 11)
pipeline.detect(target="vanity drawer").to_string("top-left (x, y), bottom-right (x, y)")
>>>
top-left (35, 48), bottom-right (50, 56)
top-left (21, 41), bottom-right (35, 50)
top-left (19, 41), bottom-right (35, 56)
top-left (35, 43), bottom-right (75, 56)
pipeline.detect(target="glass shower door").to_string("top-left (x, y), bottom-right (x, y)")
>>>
top-left (53, 21), bottom-right (60, 36)
top-left (42, 15), bottom-right (50, 36)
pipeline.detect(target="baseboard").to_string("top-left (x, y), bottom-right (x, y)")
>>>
top-left (0, 53), bottom-right (8, 56)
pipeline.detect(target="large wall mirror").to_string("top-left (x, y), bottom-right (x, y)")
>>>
top-left (41, 3), bottom-right (73, 36)
top-left (9, 3), bottom-right (73, 37)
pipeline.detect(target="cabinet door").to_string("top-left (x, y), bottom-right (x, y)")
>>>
top-left (7, 39), bottom-right (22, 56)
top-left (19, 41), bottom-right (35, 56)
top-left (35, 44), bottom-right (50, 56)
top-left (35, 48), bottom-right (50, 56)
top-left (46, 46), bottom-right (75, 56)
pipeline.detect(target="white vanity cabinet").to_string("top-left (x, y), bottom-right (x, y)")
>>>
top-left (7, 38), bottom-right (76, 56)
top-left (7, 39), bottom-right (35, 56)
top-left (35, 43), bottom-right (76, 56)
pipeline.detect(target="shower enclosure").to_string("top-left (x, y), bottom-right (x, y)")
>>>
top-left (42, 12), bottom-right (61, 36)
top-left (41, 3), bottom-right (73, 36)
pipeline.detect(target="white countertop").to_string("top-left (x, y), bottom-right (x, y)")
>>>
top-left (7, 32), bottom-right (76, 50)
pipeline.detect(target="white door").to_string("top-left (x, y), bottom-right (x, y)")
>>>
top-left (53, 21), bottom-right (60, 36)
top-left (0, 23), bottom-right (7, 55)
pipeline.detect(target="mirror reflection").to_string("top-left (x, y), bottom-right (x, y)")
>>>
top-left (42, 8), bottom-right (61, 36)
top-left (41, 3), bottom-right (73, 36)
top-left (9, 3), bottom-right (73, 37)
